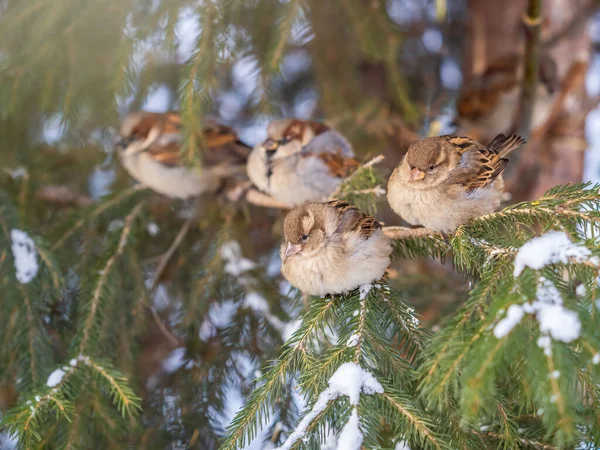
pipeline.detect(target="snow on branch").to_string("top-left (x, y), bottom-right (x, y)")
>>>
top-left (275, 362), bottom-right (383, 450)
top-left (10, 229), bottom-right (39, 284)
top-left (513, 230), bottom-right (599, 276)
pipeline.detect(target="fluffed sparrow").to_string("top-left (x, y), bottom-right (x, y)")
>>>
top-left (116, 111), bottom-right (250, 199)
top-left (387, 134), bottom-right (526, 233)
top-left (247, 119), bottom-right (359, 206)
top-left (280, 200), bottom-right (392, 296)
top-left (457, 53), bottom-right (558, 139)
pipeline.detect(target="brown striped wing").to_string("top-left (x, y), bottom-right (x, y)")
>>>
top-left (145, 113), bottom-right (250, 168)
top-left (327, 200), bottom-right (381, 238)
top-left (445, 135), bottom-right (516, 192)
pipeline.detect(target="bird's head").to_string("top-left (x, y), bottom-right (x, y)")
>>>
top-left (403, 136), bottom-right (455, 188)
top-left (260, 119), bottom-right (329, 160)
top-left (116, 111), bottom-right (164, 155)
top-left (281, 203), bottom-right (329, 261)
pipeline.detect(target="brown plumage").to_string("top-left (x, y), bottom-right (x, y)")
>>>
top-left (444, 134), bottom-right (526, 192)
top-left (316, 152), bottom-right (360, 178)
top-left (247, 118), bottom-right (358, 206)
top-left (117, 111), bottom-right (251, 199)
top-left (327, 200), bottom-right (381, 238)
top-left (387, 133), bottom-right (526, 232)
top-left (124, 111), bottom-right (250, 168)
top-left (280, 201), bottom-right (391, 296)
top-left (456, 53), bottom-right (558, 140)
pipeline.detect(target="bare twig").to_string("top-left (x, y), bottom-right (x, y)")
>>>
top-left (383, 226), bottom-right (440, 240)
top-left (148, 218), bottom-right (193, 296)
top-left (144, 217), bottom-right (195, 346)
top-left (343, 185), bottom-right (386, 197)
top-left (246, 189), bottom-right (291, 209)
top-left (330, 154), bottom-right (385, 199)
top-left (514, 0), bottom-right (543, 138)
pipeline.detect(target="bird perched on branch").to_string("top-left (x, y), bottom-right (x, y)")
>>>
top-left (247, 119), bottom-right (359, 206)
top-left (456, 53), bottom-right (558, 140)
top-left (116, 111), bottom-right (251, 199)
top-left (280, 201), bottom-right (392, 296)
top-left (387, 134), bottom-right (526, 233)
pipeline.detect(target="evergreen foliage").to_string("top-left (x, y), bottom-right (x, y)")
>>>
top-left (1, 1), bottom-right (599, 449)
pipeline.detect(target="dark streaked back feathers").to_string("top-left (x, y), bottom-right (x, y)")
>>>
top-left (446, 133), bottom-right (526, 191)
top-left (327, 200), bottom-right (381, 238)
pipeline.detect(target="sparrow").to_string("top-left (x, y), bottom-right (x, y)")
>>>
top-left (280, 200), bottom-right (392, 296)
top-left (247, 119), bottom-right (359, 206)
top-left (387, 133), bottom-right (526, 233)
top-left (457, 53), bottom-right (558, 140)
top-left (116, 111), bottom-right (251, 199)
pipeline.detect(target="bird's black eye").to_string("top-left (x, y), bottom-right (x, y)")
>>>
top-left (300, 234), bottom-right (309, 243)
top-left (428, 165), bottom-right (436, 171)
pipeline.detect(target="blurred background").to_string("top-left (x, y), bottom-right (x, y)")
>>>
top-left (0, 0), bottom-right (599, 448)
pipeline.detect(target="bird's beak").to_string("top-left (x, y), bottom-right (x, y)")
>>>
top-left (264, 138), bottom-right (279, 153)
top-left (114, 136), bottom-right (133, 151)
top-left (410, 168), bottom-right (425, 181)
top-left (283, 242), bottom-right (302, 260)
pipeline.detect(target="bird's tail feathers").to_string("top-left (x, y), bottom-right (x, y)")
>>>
top-left (487, 134), bottom-right (527, 158)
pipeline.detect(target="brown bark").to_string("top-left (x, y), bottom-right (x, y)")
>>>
top-left (462, 0), bottom-right (594, 202)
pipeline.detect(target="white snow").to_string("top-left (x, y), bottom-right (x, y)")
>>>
top-left (576, 284), bottom-right (587, 297)
top-left (593, 353), bottom-right (600, 365)
top-left (11, 229), bottom-right (39, 284)
top-left (147, 222), bottom-right (160, 236)
top-left (328, 363), bottom-right (383, 404)
top-left (107, 219), bottom-right (124, 232)
top-left (46, 368), bottom-right (66, 387)
top-left (46, 355), bottom-right (90, 389)
top-left (494, 304), bottom-right (525, 338)
top-left (275, 363), bottom-right (383, 450)
top-left (282, 319), bottom-right (302, 342)
top-left (495, 278), bottom-right (581, 348)
top-left (359, 284), bottom-right (372, 300)
top-left (346, 333), bottom-right (360, 347)
top-left (395, 440), bottom-right (411, 450)
top-left (0, 432), bottom-right (17, 450)
top-left (8, 167), bottom-right (27, 179)
top-left (243, 292), bottom-right (289, 338)
top-left (221, 241), bottom-right (257, 276)
top-left (163, 348), bottom-right (187, 374)
top-left (535, 278), bottom-right (581, 343)
top-left (513, 231), bottom-right (598, 277)
top-left (336, 409), bottom-right (363, 450)
top-left (244, 292), bottom-right (272, 314)
top-left (549, 370), bottom-right (560, 379)
top-left (537, 335), bottom-right (552, 356)
top-left (199, 299), bottom-right (238, 341)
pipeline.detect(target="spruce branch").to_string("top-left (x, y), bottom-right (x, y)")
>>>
top-left (220, 297), bottom-right (337, 450)
top-left (85, 358), bottom-right (142, 417)
top-left (330, 154), bottom-right (384, 200)
top-left (76, 201), bottom-right (145, 354)
top-left (265, 0), bottom-right (302, 72)
top-left (378, 390), bottom-right (445, 450)
top-left (384, 226), bottom-right (440, 240)
top-left (51, 184), bottom-right (147, 251)
top-left (246, 188), bottom-right (292, 209)
top-left (143, 217), bottom-right (194, 346)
